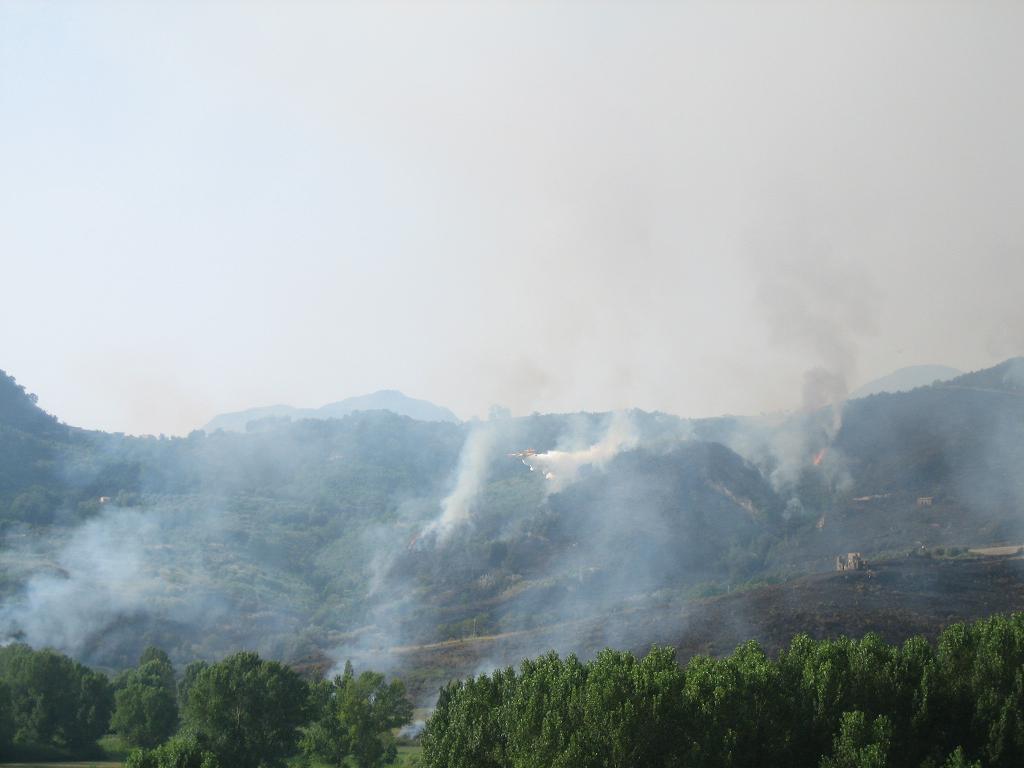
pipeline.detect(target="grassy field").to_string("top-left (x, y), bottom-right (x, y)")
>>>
top-left (294, 745), bottom-right (423, 766)
top-left (1, 748), bottom-right (424, 768)
top-left (1, 744), bottom-right (423, 768)
top-left (969, 544), bottom-right (1024, 556)
top-left (396, 745), bottom-right (423, 766)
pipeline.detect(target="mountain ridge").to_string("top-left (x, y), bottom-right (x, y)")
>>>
top-left (202, 389), bottom-right (460, 432)
top-left (849, 364), bottom-right (961, 399)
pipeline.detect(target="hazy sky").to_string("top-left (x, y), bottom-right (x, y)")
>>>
top-left (2, 1), bottom-right (1022, 435)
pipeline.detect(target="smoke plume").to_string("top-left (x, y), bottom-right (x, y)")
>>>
top-left (0, 504), bottom-right (227, 658)
top-left (422, 423), bottom-right (501, 543)
top-left (523, 411), bottom-right (638, 491)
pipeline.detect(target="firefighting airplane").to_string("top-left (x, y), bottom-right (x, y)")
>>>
top-left (508, 448), bottom-right (538, 468)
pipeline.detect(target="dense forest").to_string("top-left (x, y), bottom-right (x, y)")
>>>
top-left (4, 613), bottom-right (1024, 767)
top-left (0, 642), bottom-right (412, 767)
top-left (422, 613), bottom-right (1024, 768)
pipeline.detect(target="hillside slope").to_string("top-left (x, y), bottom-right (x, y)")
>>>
top-left (1, 358), bottom-right (1023, 678)
top-left (354, 554), bottom-right (1024, 700)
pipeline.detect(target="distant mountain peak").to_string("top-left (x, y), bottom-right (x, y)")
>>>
top-left (850, 364), bottom-right (962, 400)
top-left (203, 389), bottom-right (459, 432)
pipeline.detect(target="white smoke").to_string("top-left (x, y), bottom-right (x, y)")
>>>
top-left (754, 248), bottom-right (878, 437)
top-left (1, 510), bottom-right (147, 652)
top-left (802, 366), bottom-right (847, 435)
top-left (421, 411), bottom-right (638, 542)
top-left (524, 411), bottom-right (638, 492)
top-left (422, 423), bottom-right (501, 543)
top-left (0, 504), bottom-right (223, 655)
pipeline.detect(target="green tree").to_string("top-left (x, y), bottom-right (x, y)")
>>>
top-left (182, 651), bottom-right (307, 768)
top-left (942, 746), bottom-right (981, 768)
top-left (112, 648), bottom-right (179, 748)
top-left (421, 667), bottom-right (512, 768)
top-left (139, 647), bottom-right (175, 677)
top-left (0, 680), bottom-right (13, 757)
top-left (0, 643), bottom-right (112, 750)
top-left (177, 660), bottom-right (208, 712)
top-left (124, 728), bottom-right (220, 768)
top-left (579, 646), bottom-right (687, 767)
top-left (820, 711), bottom-right (892, 768)
top-left (8, 486), bottom-right (59, 523)
top-left (683, 641), bottom-right (788, 767)
top-left (301, 661), bottom-right (413, 768)
top-left (503, 651), bottom-right (587, 768)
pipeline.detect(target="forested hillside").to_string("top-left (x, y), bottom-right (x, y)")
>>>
top-left (2, 360), bottom-right (1024, 686)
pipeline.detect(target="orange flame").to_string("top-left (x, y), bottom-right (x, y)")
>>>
top-left (812, 448), bottom-right (827, 467)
